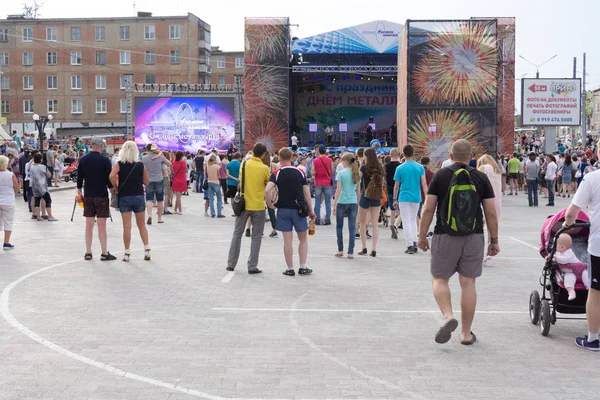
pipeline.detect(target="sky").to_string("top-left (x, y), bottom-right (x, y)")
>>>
top-left (5, 0), bottom-right (599, 113)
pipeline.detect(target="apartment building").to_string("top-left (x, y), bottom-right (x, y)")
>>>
top-left (0, 12), bottom-right (211, 135)
top-left (210, 46), bottom-right (244, 86)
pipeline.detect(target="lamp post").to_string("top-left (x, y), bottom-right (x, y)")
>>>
top-left (32, 113), bottom-right (53, 165)
top-left (518, 54), bottom-right (558, 79)
top-left (0, 71), bottom-right (4, 126)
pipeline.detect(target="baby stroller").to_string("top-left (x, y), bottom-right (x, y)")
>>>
top-left (529, 209), bottom-right (591, 336)
top-left (63, 159), bottom-right (79, 182)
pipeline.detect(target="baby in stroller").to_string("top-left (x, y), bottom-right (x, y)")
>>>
top-left (554, 233), bottom-right (590, 300)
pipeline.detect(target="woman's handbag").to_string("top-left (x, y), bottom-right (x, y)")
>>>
top-left (231, 161), bottom-right (246, 217)
top-left (111, 162), bottom-right (137, 209)
top-left (202, 178), bottom-right (209, 191)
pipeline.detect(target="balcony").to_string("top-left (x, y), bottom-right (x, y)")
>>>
top-left (199, 65), bottom-right (212, 74)
top-left (197, 40), bottom-right (211, 50)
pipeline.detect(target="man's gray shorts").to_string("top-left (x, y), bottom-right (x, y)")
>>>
top-left (431, 234), bottom-right (485, 279)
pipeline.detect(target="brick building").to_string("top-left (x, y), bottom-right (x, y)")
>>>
top-left (210, 46), bottom-right (244, 86)
top-left (0, 12), bottom-right (211, 136)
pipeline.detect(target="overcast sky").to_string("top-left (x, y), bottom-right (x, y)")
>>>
top-left (5, 0), bottom-right (598, 112)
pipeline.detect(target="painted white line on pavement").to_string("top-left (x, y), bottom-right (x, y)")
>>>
top-left (221, 271), bottom-right (235, 283)
top-left (213, 307), bottom-right (527, 315)
top-left (507, 236), bottom-right (539, 251)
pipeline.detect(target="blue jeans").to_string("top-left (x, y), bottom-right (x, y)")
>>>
top-left (527, 179), bottom-right (538, 206)
top-left (195, 171), bottom-right (204, 192)
top-left (314, 185), bottom-right (332, 222)
top-left (207, 182), bottom-right (223, 217)
top-left (336, 203), bottom-right (358, 254)
top-left (547, 179), bottom-right (555, 204)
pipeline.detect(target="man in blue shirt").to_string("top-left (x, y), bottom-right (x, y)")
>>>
top-left (226, 152), bottom-right (242, 202)
top-left (393, 144), bottom-right (427, 254)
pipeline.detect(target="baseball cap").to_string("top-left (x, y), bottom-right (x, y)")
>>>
top-left (149, 144), bottom-right (158, 152)
top-left (91, 137), bottom-right (105, 146)
top-left (318, 145), bottom-right (327, 153)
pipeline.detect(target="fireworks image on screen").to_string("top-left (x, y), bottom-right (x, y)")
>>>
top-left (412, 22), bottom-right (497, 106)
top-left (408, 110), bottom-right (485, 169)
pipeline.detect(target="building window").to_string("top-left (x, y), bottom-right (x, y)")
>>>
top-left (96, 51), bottom-right (106, 65)
top-left (47, 75), bottom-right (58, 90)
top-left (71, 75), bottom-right (82, 90)
top-left (0, 76), bottom-right (9, 90)
top-left (71, 51), bottom-right (82, 65)
top-left (234, 75), bottom-right (243, 86)
top-left (1, 100), bottom-right (9, 114)
top-left (96, 99), bottom-right (107, 114)
top-left (170, 50), bottom-right (180, 64)
top-left (144, 50), bottom-right (155, 65)
top-left (71, 99), bottom-right (82, 114)
top-left (94, 26), bottom-right (105, 41)
top-left (95, 75), bottom-right (106, 90)
top-left (169, 25), bottom-right (181, 39)
top-left (218, 76), bottom-right (226, 85)
top-left (119, 25), bottom-right (130, 40)
top-left (0, 52), bottom-right (8, 66)
top-left (46, 27), bottom-right (57, 41)
top-left (23, 76), bottom-right (34, 90)
top-left (204, 30), bottom-right (211, 45)
top-left (144, 25), bottom-right (155, 40)
top-left (216, 57), bottom-right (225, 68)
top-left (120, 99), bottom-right (128, 114)
top-left (120, 50), bottom-right (131, 65)
top-left (23, 100), bottom-right (34, 114)
top-left (22, 52), bottom-right (33, 66)
top-left (47, 99), bottom-right (58, 114)
top-left (47, 52), bottom-right (57, 65)
top-left (145, 74), bottom-right (156, 84)
top-left (22, 28), bottom-right (32, 42)
top-left (120, 74), bottom-right (132, 89)
top-left (70, 27), bottom-right (81, 41)
top-left (0, 28), bottom-right (8, 42)
top-left (235, 58), bottom-right (244, 68)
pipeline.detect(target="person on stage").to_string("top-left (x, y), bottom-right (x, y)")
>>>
top-left (325, 124), bottom-right (334, 145)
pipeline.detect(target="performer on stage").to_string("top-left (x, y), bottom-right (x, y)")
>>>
top-left (325, 124), bottom-right (334, 145)
top-left (364, 123), bottom-right (374, 144)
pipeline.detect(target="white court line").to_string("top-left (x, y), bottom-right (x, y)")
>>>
top-left (221, 271), bottom-right (235, 283)
top-left (213, 307), bottom-right (527, 315)
top-left (507, 236), bottom-right (539, 251)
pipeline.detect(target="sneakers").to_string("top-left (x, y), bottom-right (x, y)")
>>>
top-left (163, 210), bottom-right (173, 215)
top-left (405, 246), bottom-right (417, 254)
top-left (324, 220), bottom-right (332, 226)
top-left (390, 225), bottom-right (398, 240)
top-left (575, 336), bottom-right (600, 351)
top-left (3, 243), bottom-right (14, 250)
top-left (366, 230), bottom-right (372, 239)
top-left (245, 228), bottom-right (251, 237)
top-left (298, 267), bottom-right (313, 275)
top-left (269, 231), bottom-right (278, 238)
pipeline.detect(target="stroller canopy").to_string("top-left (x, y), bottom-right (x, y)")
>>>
top-left (539, 208), bottom-right (589, 258)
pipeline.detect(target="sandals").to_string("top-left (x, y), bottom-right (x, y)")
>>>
top-left (334, 252), bottom-right (344, 258)
top-left (347, 254), bottom-right (354, 259)
top-left (358, 248), bottom-right (368, 256)
top-left (435, 318), bottom-right (459, 344)
top-left (100, 252), bottom-right (117, 261)
top-left (144, 249), bottom-right (151, 261)
top-left (123, 252), bottom-right (131, 262)
top-left (84, 253), bottom-right (93, 261)
top-left (370, 251), bottom-right (377, 257)
top-left (283, 269), bottom-right (295, 276)
top-left (461, 331), bottom-right (477, 345)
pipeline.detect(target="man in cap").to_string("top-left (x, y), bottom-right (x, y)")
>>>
top-left (142, 144), bottom-right (171, 224)
top-left (77, 137), bottom-right (116, 261)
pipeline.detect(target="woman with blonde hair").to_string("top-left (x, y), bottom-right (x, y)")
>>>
top-left (109, 141), bottom-right (151, 261)
top-left (332, 153), bottom-right (361, 258)
top-left (0, 155), bottom-right (19, 250)
top-left (477, 154), bottom-right (502, 261)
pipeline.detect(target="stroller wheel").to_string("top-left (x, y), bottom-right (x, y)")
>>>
top-left (540, 300), bottom-right (551, 336)
top-left (65, 177), bottom-right (70, 182)
top-left (529, 290), bottom-right (541, 325)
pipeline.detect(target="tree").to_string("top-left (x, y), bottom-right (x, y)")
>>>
top-left (22, 0), bottom-right (43, 19)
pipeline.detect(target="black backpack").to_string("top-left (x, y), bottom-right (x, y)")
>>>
top-left (440, 165), bottom-right (480, 235)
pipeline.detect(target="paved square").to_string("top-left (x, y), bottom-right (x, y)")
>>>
top-left (1, 189), bottom-right (598, 399)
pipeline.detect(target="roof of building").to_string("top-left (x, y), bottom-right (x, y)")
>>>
top-left (0, 12), bottom-right (209, 27)
top-left (292, 20), bottom-right (403, 55)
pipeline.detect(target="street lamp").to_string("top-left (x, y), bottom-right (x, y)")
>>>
top-left (519, 54), bottom-right (558, 78)
top-left (33, 113), bottom-right (53, 165)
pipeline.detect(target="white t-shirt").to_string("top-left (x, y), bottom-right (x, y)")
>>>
top-left (441, 158), bottom-right (453, 168)
top-left (572, 170), bottom-right (600, 256)
top-left (336, 162), bottom-right (345, 174)
top-left (291, 136), bottom-right (298, 146)
top-left (545, 161), bottom-right (557, 181)
top-left (0, 170), bottom-right (15, 206)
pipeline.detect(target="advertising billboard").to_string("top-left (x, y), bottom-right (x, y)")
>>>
top-left (134, 97), bottom-right (235, 152)
top-left (521, 78), bottom-right (581, 126)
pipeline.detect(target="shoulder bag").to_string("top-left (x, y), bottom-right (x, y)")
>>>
top-left (318, 157), bottom-right (333, 186)
top-left (111, 162), bottom-right (138, 209)
top-left (231, 161), bottom-right (246, 217)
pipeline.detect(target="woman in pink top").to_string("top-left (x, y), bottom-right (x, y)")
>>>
top-left (219, 154), bottom-right (229, 204)
top-left (171, 151), bottom-right (188, 215)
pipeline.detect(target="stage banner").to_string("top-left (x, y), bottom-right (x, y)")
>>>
top-left (397, 25), bottom-right (409, 148)
top-left (134, 97), bottom-right (235, 152)
top-left (295, 81), bottom-right (397, 138)
top-left (496, 17), bottom-right (516, 153)
top-left (244, 18), bottom-right (290, 153)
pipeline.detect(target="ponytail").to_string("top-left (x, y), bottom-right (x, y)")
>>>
top-left (342, 152), bottom-right (360, 184)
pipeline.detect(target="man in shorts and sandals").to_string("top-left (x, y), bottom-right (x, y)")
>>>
top-left (564, 141), bottom-right (600, 351)
top-left (418, 139), bottom-right (500, 345)
top-left (265, 147), bottom-right (316, 276)
top-left (77, 137), bottom-right (117, 261)
top-left (142, 144), bottom-right (172, 224)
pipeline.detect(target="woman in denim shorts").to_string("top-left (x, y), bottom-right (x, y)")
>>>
top-left (109, 141), bottom-right (151, 262)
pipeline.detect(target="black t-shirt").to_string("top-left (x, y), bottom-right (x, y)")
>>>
top-left (427, 163), bottom-right (495, 235)
top-left (194, 156), bottom-right (204, 171)
top-left (117, 161), bottom-right (144, 197)
top-left (76, 151), bottom-right (113, 198)
top-left (270, 166), bottom-right (307, 209)
top-left (385, 161), bottom-right (400, 190)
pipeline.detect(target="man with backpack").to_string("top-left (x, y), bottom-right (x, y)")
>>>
top-left (417, 139), bottom-right (499, 345)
